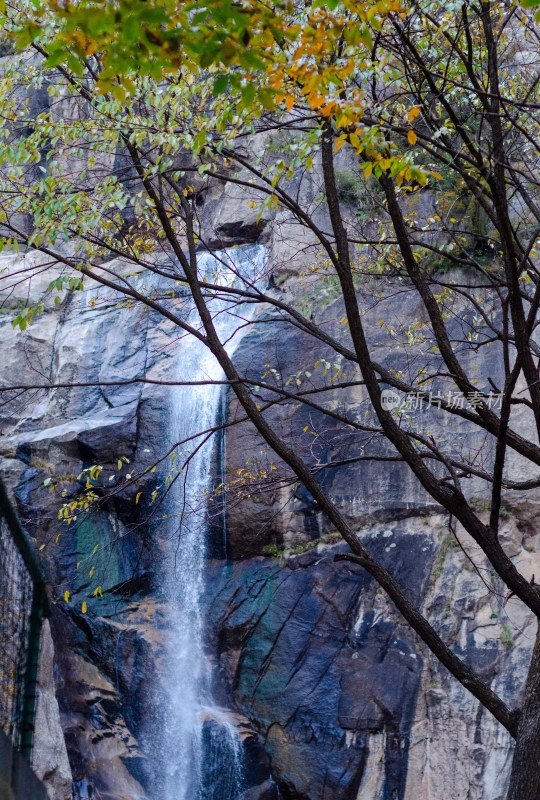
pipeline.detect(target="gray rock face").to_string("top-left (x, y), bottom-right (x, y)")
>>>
top-left (0, 164), bottom-right (538, 800)
top-left (198, 180), bottom-right (276, 250)
top-left (32, 621), bottom-right (73, 800)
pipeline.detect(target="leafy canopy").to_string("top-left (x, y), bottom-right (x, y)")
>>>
top-left (11, 0), bottom-right (399, 109)
top-left (6, 0), bottom-right (439, 189)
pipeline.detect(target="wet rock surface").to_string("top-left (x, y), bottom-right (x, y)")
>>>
top-left (206, 528), bottom-right (436, 800)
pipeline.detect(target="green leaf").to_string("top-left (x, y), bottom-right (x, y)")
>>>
top-left (213, 75), bottom-right (229, 95)
top-left (241, 82), bottom-right (255, 107)
top-left (123, 15), bottom-right (139, 43)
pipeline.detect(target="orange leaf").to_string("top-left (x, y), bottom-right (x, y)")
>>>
top-left (408, 130), bottom-right (417, 145)
top-left (321, 102), bottom-right (336, 117)
top-left (285, 95), bottom-right (294, 111)
top-left (408, 107), bottom-right (420, 121)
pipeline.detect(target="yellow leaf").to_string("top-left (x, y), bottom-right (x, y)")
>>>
top-left (111, 83), bottom-right (126, 102)
top-left (136, 492), bottom-right (142, 504)
top-left (334, 139), bottom-right (346, 153)
top-left (89, 566), bottom-right (94, 579)
top-left (39, 544), bottom-right (45, 551)
top-left (408, 130), bottom-right (417, 145)
top-left (64, 590), bottom-right (70, 603)
top-left (303, 425), bottom-right (309, 433)
top-left (92, 545), bottom-right (98, 555)
top-left (82, 601), bottom-right (87, 614)
top-left (285, 95), bottom-right (294, 111)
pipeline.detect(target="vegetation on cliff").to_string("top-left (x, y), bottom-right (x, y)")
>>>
top-left (1, 1), bottom-right (540, 797)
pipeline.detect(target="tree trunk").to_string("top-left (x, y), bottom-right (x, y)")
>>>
top-left (506, 622), bottom-right (540, 800)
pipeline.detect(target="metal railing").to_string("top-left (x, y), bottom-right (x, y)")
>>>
top-left (0, 476), bottom-right (50, 758)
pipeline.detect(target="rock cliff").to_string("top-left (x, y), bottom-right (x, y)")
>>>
top-left (0, 126), bottom-right (538, 800)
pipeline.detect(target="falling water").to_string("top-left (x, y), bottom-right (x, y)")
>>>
top-left (159, 244), bottom-right (265, 800)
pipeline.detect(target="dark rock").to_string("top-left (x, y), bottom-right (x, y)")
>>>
top-left (206, 528), bottom-right (436, 799)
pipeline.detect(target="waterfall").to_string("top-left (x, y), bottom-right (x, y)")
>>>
top-left (158, 244), bottom-right (265, 800)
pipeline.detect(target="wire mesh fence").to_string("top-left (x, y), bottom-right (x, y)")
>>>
top-left (0, 516), bottom-right (34, 750)
top-left (0, 478), bottom-right (49, 757)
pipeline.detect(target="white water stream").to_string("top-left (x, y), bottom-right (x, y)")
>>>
top-left (159, 245), bottom-right (265, 800)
